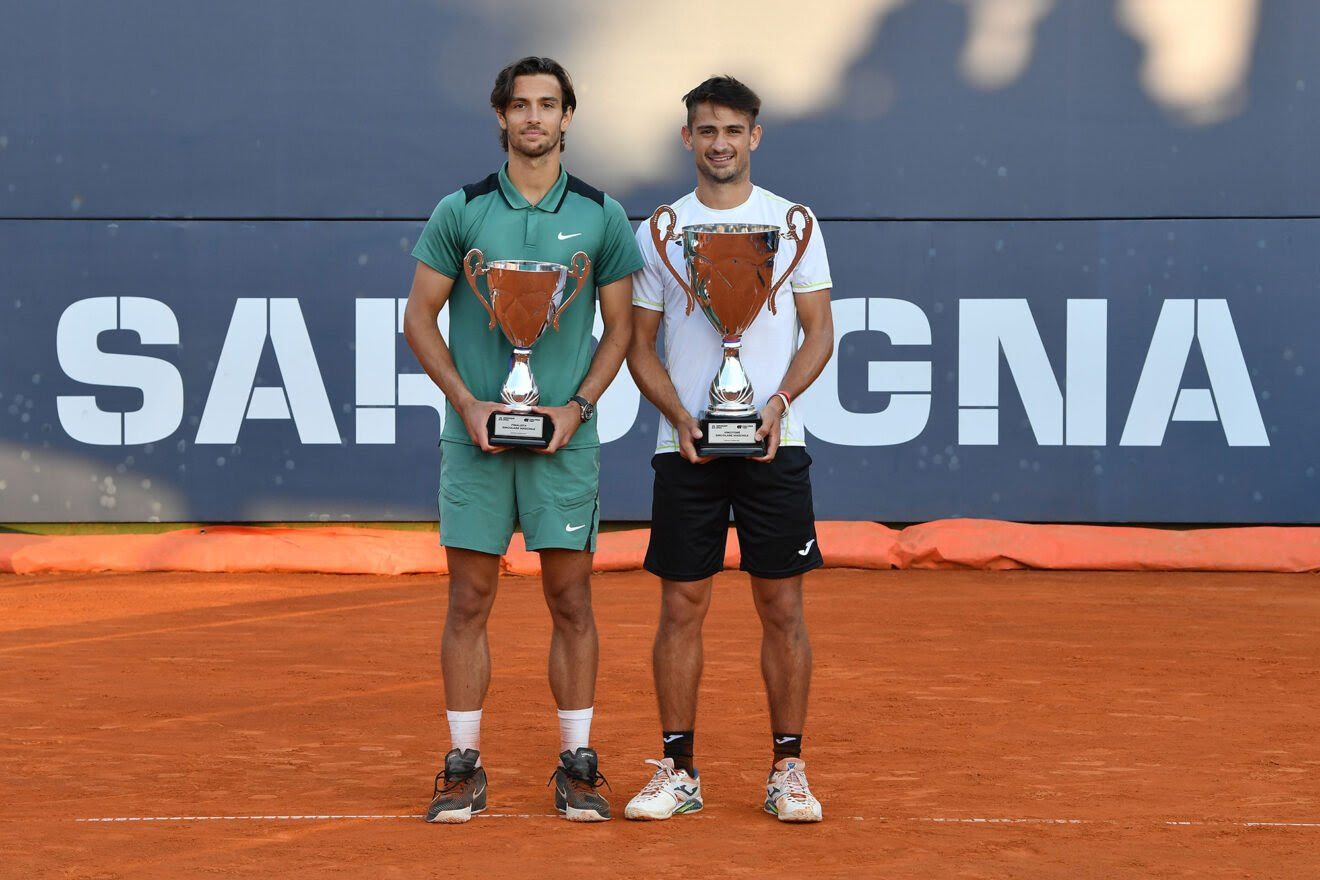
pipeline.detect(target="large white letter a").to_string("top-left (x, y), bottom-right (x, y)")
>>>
top-left (196, 298), bottom-right (341, 444)
top-left (1121, 299), bottom-right (1267, 447)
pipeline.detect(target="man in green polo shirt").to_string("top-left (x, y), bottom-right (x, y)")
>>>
top-left (404, 56), bottom-right (643, 824)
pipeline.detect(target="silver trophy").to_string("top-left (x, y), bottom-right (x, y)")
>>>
top-left (462, 248), bottom-right (591, 447)
top-left (649, 205), bottom-right (813, 455)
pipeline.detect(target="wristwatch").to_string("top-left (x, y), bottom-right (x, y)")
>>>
top-left (569, 394), bottom-right (595, 422)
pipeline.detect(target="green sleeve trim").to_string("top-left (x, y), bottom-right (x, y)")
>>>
top-left (594, 255), bottom-right (646, 288)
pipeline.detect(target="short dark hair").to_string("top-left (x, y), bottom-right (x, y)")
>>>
top-left (682, 76), bottom-right (761, 128)
top-left (490, 56), bottom-right (577, 152)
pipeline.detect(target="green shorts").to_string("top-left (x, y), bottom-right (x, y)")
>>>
top-left (438, 441), bottom-right (600, 556)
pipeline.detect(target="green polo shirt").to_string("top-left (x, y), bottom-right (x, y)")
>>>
top-left (413, 163), bottom-right (643, 449)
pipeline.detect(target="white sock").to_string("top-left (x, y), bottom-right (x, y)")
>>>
top-left (447, 709), bottom-right (482, 765)
top-left (557, 706), bottom-right (593, 754)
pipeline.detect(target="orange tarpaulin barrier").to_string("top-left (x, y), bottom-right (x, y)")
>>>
top-left (2, 519), bottom-right (1319, 575)
top-left (0, 527), bottom-right (449, 576)
top-left (894, 518), bottom-right (1320, 573)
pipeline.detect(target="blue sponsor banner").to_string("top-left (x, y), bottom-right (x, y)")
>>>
top-left (1, 219), bottom-right (1314, 522)
top-left (3, 0), bottom-right (1319, 221)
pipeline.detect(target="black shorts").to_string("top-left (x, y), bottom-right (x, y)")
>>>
top-left (644, 447), bottom-right (823, 582)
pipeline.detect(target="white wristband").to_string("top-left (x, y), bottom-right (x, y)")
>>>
top-left (772, 392), bottom-right (791, 412)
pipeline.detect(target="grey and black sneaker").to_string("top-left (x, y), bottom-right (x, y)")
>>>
top-left (549, 747), bottom-right (611, 822)
top-left (426, 748), bottom-right (487, 824)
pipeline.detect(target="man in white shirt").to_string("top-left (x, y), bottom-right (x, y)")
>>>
top-left (623, 76), bottom-right (835, 823)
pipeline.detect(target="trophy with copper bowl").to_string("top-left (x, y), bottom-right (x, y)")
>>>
top-left (462, 248), bottom-right (591, 448)
top-left (648, 204), bottom-right (813, 456)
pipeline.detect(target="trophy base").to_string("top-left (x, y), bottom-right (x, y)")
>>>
top-left (697, 412), bottom-right (765, 457)
top-left (488, 410), bottom-right (553, 448)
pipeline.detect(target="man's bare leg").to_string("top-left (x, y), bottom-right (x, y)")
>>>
top-left (750, 574), bottom-right (811, 734)
top-left (441, 548), bottom-right (502, 711)
top-left (654, 577), bottom-right (713, 730)
top-left (540, 548), bottom-right (598, 710)
top-left (540, 548), bottom-right (612, 821)
top-left (750, 573), bottom-right (821, 821)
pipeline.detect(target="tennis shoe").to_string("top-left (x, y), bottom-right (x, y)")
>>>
top-left (765, 757), bottom-right (822, 822)
top-left (624, 757), bottom-right (703, 820)
top-left (550, 747), bottom-right (612, 822)
top-left (426, 748), bottom-right (487, 824)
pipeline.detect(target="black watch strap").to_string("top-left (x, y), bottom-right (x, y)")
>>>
top-left (569, 395), bottom-right (594, 422)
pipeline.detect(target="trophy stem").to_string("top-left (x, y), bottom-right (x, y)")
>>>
top-left (708, 339), bottom-right (757, 416)
top-left (501, 348), bottom-right (539, 410)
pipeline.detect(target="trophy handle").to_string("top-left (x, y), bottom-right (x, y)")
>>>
top-left (649, 205), bottom-right (697, 315)
top-left (463, 248), bottom-right (497, 330)
top-left (552, 251), bottom-right (591, 332)
top-left (766, 205), bottom-right (814, 316)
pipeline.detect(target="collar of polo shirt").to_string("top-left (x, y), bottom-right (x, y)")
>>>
top-left (497, 162), bottom-right (570, 213)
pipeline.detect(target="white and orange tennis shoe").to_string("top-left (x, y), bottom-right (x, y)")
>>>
top-left (764, 757), bottom-right (823, 822)
top-left (623, 758), bottom-right (703, 820)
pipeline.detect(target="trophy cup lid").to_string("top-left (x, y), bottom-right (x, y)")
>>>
top-left (682, 222), bottom-right (781, 236)
top-left (487, 259), bottom-right (569, 273)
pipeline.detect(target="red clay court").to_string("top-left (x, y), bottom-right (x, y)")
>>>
top-left (3, 559), bottom-right (1319, 878)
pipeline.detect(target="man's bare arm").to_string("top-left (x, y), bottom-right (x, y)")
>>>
top-left (534, 275), bottom-right (635, 453)
top-left (753, 288), bottom-right (835, 462)
top-left (402, 261), bottom-right (508, 453)
top-left (627, 305), bottom-right (709, 464)
top-left (575, 275), bottom-right (633, 403)
top-left (776, 288), bottom-right (835, 401)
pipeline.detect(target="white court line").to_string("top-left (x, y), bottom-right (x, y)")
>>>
top-left (76, 815), bottom-right (424, 823)
top-left (72, 813), bottom-right (1320, 828)
top-left (74, 813), bottom-right (557, 823)
top-left (913, 817), bottom-right (1089, 825)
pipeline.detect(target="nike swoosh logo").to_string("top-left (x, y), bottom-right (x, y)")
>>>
top-left (557, 232), bottom-right (583, 240)
top-left (565, 523), bottom-right (587, 532)
top-left (797, 539), bottom-right (816, 556)
top-left (663, 734), bottom-right (684, 743)
top-left (775, 736), bottom-right (797, 744)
